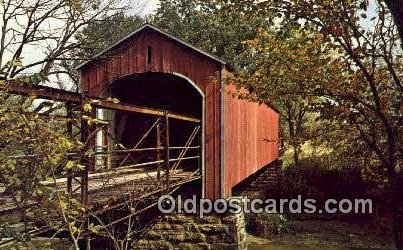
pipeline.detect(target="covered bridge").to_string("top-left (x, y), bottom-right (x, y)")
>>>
top-left (77, 24), bottom-right (280, 199)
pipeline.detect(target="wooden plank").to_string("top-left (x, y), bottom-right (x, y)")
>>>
top-left (164, 111), bottom-right (170, 188)
top-left (223, 84), bottom-right (280, 196)
top-left (0, 81), bottom-right (201, 123)
top-left (92, 101), bottom-right (201, 123)
top-left (78, 30), bottom-right (225, 199)
top-left (156, 122), bottom-right (162, 181)
top-left (0, 81), bottom-right (82, 103)
top-left (168, 113), bottom-right (200, 123)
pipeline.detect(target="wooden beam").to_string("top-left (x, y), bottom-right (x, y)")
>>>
top-left (168, 113), bottom-right (200, 123)
top-left (164, 111), bottom-right (170, 189)
top-left (156, 122), bottom-right (162, 182)
top-left (94, 100), bottom-right (200, 123)
top-left (1, 81), bottom-right (201, 123)
top-left (0, 81), bottom-right (82, 103)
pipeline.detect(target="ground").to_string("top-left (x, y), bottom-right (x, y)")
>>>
top-left (248, 219), bottom-right (395, 250)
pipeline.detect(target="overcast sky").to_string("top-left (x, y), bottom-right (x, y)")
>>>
top-left (1, 0), bottom-right (161, 89)
top-left (139, 0), bottom-right (160, 16)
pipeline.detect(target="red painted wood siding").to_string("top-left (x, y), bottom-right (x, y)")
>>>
top-left (80, 26), bottom-right (280, 199)
top-left (80, 29), bottom-right (222, 199)
top-left (223, 84), bottom-right (280, 197)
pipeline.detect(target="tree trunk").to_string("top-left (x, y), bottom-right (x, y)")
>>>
top-left (292, 143), bottom-right (300, 167)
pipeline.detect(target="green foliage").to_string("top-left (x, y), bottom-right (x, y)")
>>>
top-left (247, 213), bottom-right (292, 238)
top-left (233, 27), bottom-right (337, 165)
top-left (74, 13), bottom-right (144, 59)
top-left (229, 0), bottom-right (402, 190)
top-left (224, 1), bottom-right (402, 245)
top-left (282, 141), bottom-right (333, 168)
top-left (0, 88), bottom-right (85, 244)
top-left (152, 0), bottom-right (270, 66)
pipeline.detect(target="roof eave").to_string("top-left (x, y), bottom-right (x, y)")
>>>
top-left (75, 24), bottom-right (226, 70)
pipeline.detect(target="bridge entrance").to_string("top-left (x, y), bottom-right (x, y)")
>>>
top-left (112, 72), bottom-right (202, 169)
top-left (91, 72), bottom-right (204, 198)
top-left (0, 78), bottom-right (204, 241)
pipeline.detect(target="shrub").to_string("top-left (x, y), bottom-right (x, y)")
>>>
top-left (246, 213), bottom-right (292, 239)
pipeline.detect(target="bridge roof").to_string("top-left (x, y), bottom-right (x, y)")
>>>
top-left (76, 24), bottom-right (226, 70)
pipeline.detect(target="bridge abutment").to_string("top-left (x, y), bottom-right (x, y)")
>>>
top-left (132, 212), bottom-right (247, 250)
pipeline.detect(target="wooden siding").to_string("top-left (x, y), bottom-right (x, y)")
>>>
top-left (223, 84), bottom-right (280, 197)
top-left (80, 25), bottom-right (280, 199)
top-left (80, 28), bottom-right (223, 199)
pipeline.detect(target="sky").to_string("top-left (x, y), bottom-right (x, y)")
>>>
top-left (1, 0), bottom-right (161, 89)
top-left (137, 0), bottom-right (160, 16)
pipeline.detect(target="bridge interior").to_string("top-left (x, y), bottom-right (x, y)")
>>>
top-left (0, 76), bottom-right (203, 244)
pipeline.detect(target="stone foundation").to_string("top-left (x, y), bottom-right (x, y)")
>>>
top-left (233, 160), bottom-right (282, 199)
top-left (132, 212), bottom-right (247, 250)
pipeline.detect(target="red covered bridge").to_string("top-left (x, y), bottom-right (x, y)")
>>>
top-left (77, 24), bottom-right (280, 199)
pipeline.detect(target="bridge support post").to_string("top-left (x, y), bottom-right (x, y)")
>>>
top-left (156, 121), bottom-right (162, 183)
top-left (163, 111), bottom-right (170, 189)
top-left (80, 115), bottom-right (90, 204)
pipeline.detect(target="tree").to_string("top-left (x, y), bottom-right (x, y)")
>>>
top-left (65, 12), bottom-right (144, 89)
top-left (229, 0), bottom-right (402, 248)
top-left (0, 86), bottom-right (86, 248)
top-left (0, 0), bottom-right (127, 85)
top-left (234, 28), bottom-right (328, 166)
top-left (152, 0), bottom-right (270, 66)
top-left (0, 0), bottom-right (141, 247)
top-left (384, 0), bottom-right (403, 45)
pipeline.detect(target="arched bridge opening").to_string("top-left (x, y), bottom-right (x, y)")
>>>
top-left (91, 72), bottom-right (205, 201)
top-left (110, 72), bottom-right (202, 171)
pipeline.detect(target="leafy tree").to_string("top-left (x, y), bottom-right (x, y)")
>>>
top-left (152, 0), bottom-right (270, 66)
top-left (383, 0), bottom-right (403, 45)
top-left (0, 0), bottom-right (128, 89)
top-left (234, 28), bottom-right (332, 166)
top-left (0, 84), bottom-right (85, 248)
top-left (0, 0), bottom-right (135, 246)
top-left (74, 13), bottom-right (144, 59)
top-left (229, 0), bottom-right (402, 248)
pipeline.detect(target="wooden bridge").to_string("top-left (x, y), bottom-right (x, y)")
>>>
top-left (0, 81), bottom-right (203, 244)
top-left (0, 24), bottom-right (280, 245)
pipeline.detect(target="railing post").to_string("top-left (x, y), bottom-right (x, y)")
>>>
top-left (156, 121), bottom-right (162, 182)
top-left (106, 123), bottom-right (113, 170)
top-left (80, 115), bottom-right (89, 204)
top-left (163, 111), bottom-right (170, 189)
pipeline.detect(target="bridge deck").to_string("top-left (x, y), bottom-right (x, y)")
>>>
top-left (0, 169), bottom-right (200, 215)
top-left (0, 81), bottom-right (202, 244)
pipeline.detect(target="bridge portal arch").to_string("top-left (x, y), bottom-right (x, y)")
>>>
top-left (96, 72), bottom-right (206, 197)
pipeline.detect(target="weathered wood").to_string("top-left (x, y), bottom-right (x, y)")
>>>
top-left (0, 81), bottom-right (82, 103)
top-left (0, 81), bottom-right (201, 123)
top-left (156, 121), bottom-right (162, 182)
top-left (164, 111), bottom-right (170, 189)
